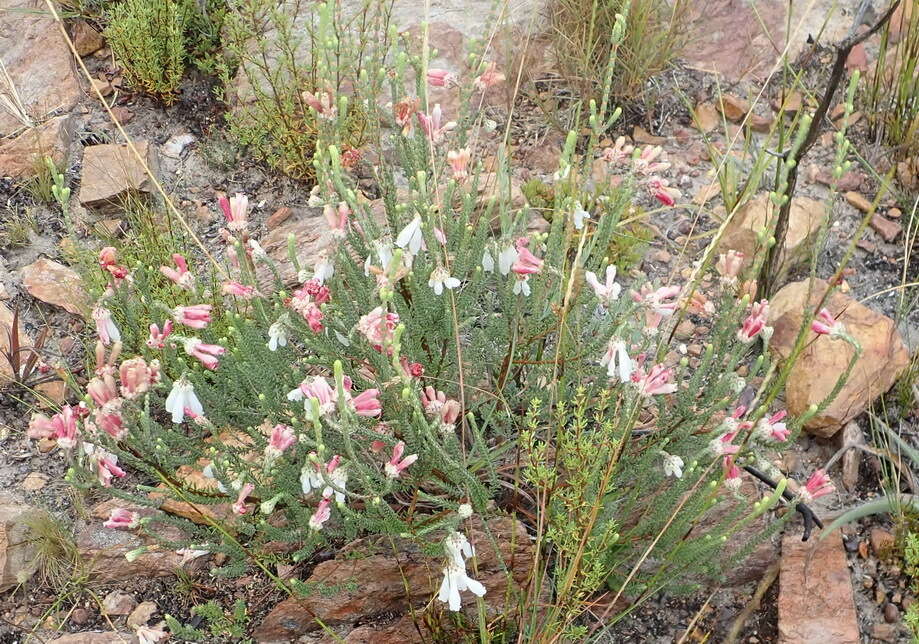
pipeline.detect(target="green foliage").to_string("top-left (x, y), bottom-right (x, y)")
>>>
top-left (104, 0), bottom-right (194, 101)
top-left (165, 599), bottom-right (251, 642)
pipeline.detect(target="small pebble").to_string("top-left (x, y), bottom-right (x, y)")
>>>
top-left (884, 602), bottom-right (900, 623)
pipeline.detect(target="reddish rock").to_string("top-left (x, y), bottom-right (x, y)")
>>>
top-left (0, 115), bottom-right (74, 180)
top-left (0, 493), bottom-right (45, 592)
top-left (778, 531), bottom-right (859, 643)
top-left (78, 142), bottom-right (159, 211)
top-left (631, 125), bottom-right (666, 145)
top-left (693, 102), bottom-right (719, 133)
top-left (49, 634), bottom-right (133, 644)
top-left (871, 213), bottom-right (902, 242)
top-left (748, 114), bottom-right (772, 133)
top-left (845, 42), bottom-right (868, 73)
top-left (101, 590), bottom-right (136, 616)
top-left (768, 279), bottom-right (910, 436)
top-left (266, 206), bottom-right (293, 230)
top-left (71, 20), bottom-right (105, 56)
top-left (870, 527), bottom-right (895, 557)
top-left (252, 517), bottom-right (533, 642)
top-left (844, 191), bottom-right (872, 213)
top-left (20, 257), bottom-right (90, 316)
top-left (719, 94), bottom-right (749, 122)
top-left (109, 106), bottom-right (134, 125)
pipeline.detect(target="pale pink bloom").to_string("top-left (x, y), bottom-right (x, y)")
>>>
top-left (709, 429), bottom-right (740, 457)
top-left (737, 299), bottom-right (770, 343)
top-left (385, 441), bottom-right (417, 478)
top-left (173, 304), bottom-right (212, 329)
top-left (303, 302), bottom-right (324, 332)
top-left (634, 364), bottom-right (678, 396)
top-left (756, 410), bottom-right (790, 442)
top-left (160, 254), bottom-right (195, 289)
top-left (474, 61), bottom-right (505, 91)
top-left (646, 176), bottom-right (680, 207)
top-left (119, 357), bottom-right (160, 399)
top-left (585, 265), bottom-right (621, 306)
top-left (320, 455), bottom-right (348, 502)
top-left (51, 406), bottom-right (80, 449)
top-left (232, 482), bottom-right (255, 515)
top-left (634, 284), bottom-right (682, 317)
top-left (324, 201), bottom-right (350, 234)
top-left (633, 145), bottom-right (670, 175)
top-left (422, 386), bottom-right (449, 415)
top-left (296, 279), bottom-right (331, 305)
top-left (222, 280), bottom-right (257, 299)
top-left (309, 497), bottom-right (332, 530)
top-left (357, 307), bottom-right (400, 352)
top-left (433, 227), bottom-right (447, 245)
top-left (600, 137), bottom-right (634, 165)
top-left (135, 624), bottom-right (168, 644)
top-left (265, 424), bottom-right (297, 461)
top-left (716, 250), bottom-right (745, 283)
top-left (28, 413), bottom-right (55, 440)
top-left (417, 104), bottom-right (455, 144)
top-left (87, 373), bottom-right (118, 406)
top-left (800, 469), bottom-right (834, 502)
top-left (289, 375), bottom-right (349, 418)
top-left (812, 308), bottom-right (845, 337)
top-left (103, 507), bottom-right (139, 529)
top-left (218, 193), bottom-right (249, 232)
top-left (94, 340), bottom-right (122, 377)
top-left (303, 89), bottom-right (336, 120)
top-left (394, 97), bottom-right (420, 136)
top-left (183, 338), bottom-right (226, 370)
top-left (687, 291), bottom-right (716, 316)
top-left (400, 356), bottom-right (424, 379)
top-left (428, 68), bottom-right (457, 87)
top-left (723, 456), bottom-right (743, 492)
top-left (287, 287), bottom-right (325, 332)
top-left (94, 399), bottom-right (126, 440)
top-left (447, 148), bottom-right (471, 181)
top-left (93, 306), bottom-right (121, 346)
top-left (91, 447), bottom-right (126, 487)
top-left (512, 244), bottom-right (544, 275)
top-left (147, 320), bottom-right (173, 349)
top-left (440, 400), bottom-right (461, 428)
top-left (351, 389), bottom-right (382, 417)
top-left (370, 423), bottom-right (390, 453)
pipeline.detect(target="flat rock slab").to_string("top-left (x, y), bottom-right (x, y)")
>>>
top-left (0, 0), bottom-right (81, 137)
top-left (20, 257), bottom-right (90, 316)
top-left (0, 115), bottom-right (74, 179)
top-left (778, 530), bottom-right (859, 643)
top-left (78, 142), bottom-right (159, 211)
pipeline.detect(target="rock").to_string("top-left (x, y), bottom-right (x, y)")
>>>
top-left (632, 125), bottom-right (666, 145)
top-left (266, 206), bottom-right (293, 230)
top-left (693, 102), bottom-right (719, 132)
top-left (149, 463), bottom-right (235, 525)
top-left (21, 257), bottom-right (90, 316)
top-left (693, 182), bottom-right (719, 206)
top-left (0, 115), bottom-right (74, 180)
top-left (0, 493), bottom-right (45, 591)
top-left (126, 601), bottom-right (157, 628)
top-left (78, 142), bottom-right (159, 211)
top-left (161, 133), bottom-right (196, 159)
top-left (109, 106), bottom-right (133, 125)
top-left (256, 207), bottom-right (336, 287)
top-left (719, 193), bottom-right (824, 277)
top-left (49, 634), bottom-right (134, 644)
top-left (773, 90), bottom-right (803, 113)
top-left (101, 590), bottom-right (136, 616)
top-left (768, 279), bottom-right (910, 436)
top-left (897, 158), bottom-right (918, 191)
top-left (845, 42), bottom-right (868, 73)
top-left (888, 208), bottom-right (902, 219)
top-left (884, 602), bottom-right (899, 623)
top-left (252, 516), bottom-right (533, 642)
top-left (748, 114), bottom-right (772, 133)
top-left (870, 527), bottom-right (895, 557)
top-left (90, 78), bottom-right (112, 98)
top-left (71, 20), bottom-right (105, 56)
top-left (674, 319), bottom-right (695, 340)
top-left (871, 213), bottom-right (903, 242)
top-left (21, 472), bottom-right (48, 491)
top-left (0, 302), bottom-right (27, 385)
top-left (70, 607), bottom-right (92, 625)
top-left (649, 249), bottom-right (671, 263)
top-left (777, 531), bottom-right (859, 643)
top-left (844, 191), bottom-right (872, 213)
top-left (870, 623), bottom-right (900, 642)
top-left (719, 94), bottom-right (749, 122)
top-left (0, 0), bottom-right (81, 137)
top-left (890, 0), bottom-right (915, 43)
top-left (840, 421), bottom-right (863, 492)
top-left (815, 170), bottom-right (863, 192)
top-left (856, 239), bottom-right (877, 253)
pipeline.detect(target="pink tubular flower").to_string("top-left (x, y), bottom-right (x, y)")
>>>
top-left (737, 299), bottom-right (770, 343)
top-left (160, 254), bottom-right (195, 289)
top-left (512, 244), bottom-right (544, 276)
top-left (87, 373), bottom-right (118, 406)
top-left (94, 400), bottom-right (126, 440)
top-left (351, 389), bottom-right (382, 417)
top-left (812, 308), bottom-right (845, 338)
top-left (94, 450), bottom-right (126, 487)
top-left (119, 357), bottom-right (160, 399)
top-left (93, 306), bottom-right (121, 346)
top-left (303, 88), bottom-right (336, 120)
top-left (400, 356), bottom-right (424, 379)
top-left (218, 193), bottom-right (249, 232)
top-left (474, 61), bottom-right (506, 91)
top-left (634, 364), bottom-right (678, 396)
top-left (309, 497), bottom-right (332, 530)
top-left (183, 338), bottom-right (226, 370)
top-left (221, 280), bottom-right (257, 299)
top-left (265, 424), bottom-right (297, 461)
top-left (51, 406), bottom-right (80, 450)
top-left (394, 97), bottom-right (420, 136)
top-left (324, 201), bottom-right (351, 234)
top-left (357, 306), bottom-right (399, 352)
top-left (173, 304), bottom-right (212, 329)
top-left (716, 250), bottom-right (745, 283)
top-left (600, 136), bottom-right (634, 165)
top-left (633, 145), bottom-right (670, 175)
top-left (427, 68), bottom-right (457, 87)
top-left (370, 423), bottom-right (390, 453)
top-left (421, 387), bottom-right (462, 428)
top-left (385, 441), bottom-right (418, 479)
top-left (28, 413), bottom-right (55, 440)
top-left (232, 483), bottom-right (255, 515)
top-left (98, 247), bottom-right (128, 281)
top-left (709, 429), bottom-right (740, 457)
top-left (447, 148), bottom-right (471, 181)
top-left (147, 321), bottom-right (173, 349)
top-left (723, 456), bottom-right (743, 491)
top-left (103, 507), bottom-right (139, 530)
top-left (757, 409), bottom-right (789, 442)
top-left (800, 469), bottom-right (834, 502)
top-left (417, 104), bottom-right (455, 144)
top-left (646, 176), bottom-right (680, 207)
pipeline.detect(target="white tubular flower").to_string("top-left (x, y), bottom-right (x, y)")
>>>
top-left (395, 216), bottom-right (424, 255)
top-left (600, 338), bottom-right (632, 382)
top-left (572, 202), bottom-right (590, 230)
top-left (444, 531), bottom-right (475, 567)
top-left (498, 245), bottom-right (518, 275)
top-left (482, 249), bottom-right (495, 273)
top-left (661, 451), bottom-right (684, 479)
top-left (437, 561), bottom-right (486, 611)
top-left (268, 314), bottom-right (290, 351)
top-left (513, 276), bottom-right (531, 296)
top-left (164, 375), bottom-right (203, 423)
top-left (428, 267), bottom-right (461, 295)
top-left (585, 265), bottom-right (621, 307)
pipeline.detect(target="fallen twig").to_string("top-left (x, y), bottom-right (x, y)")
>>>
top-left (743, 465), bottom-right (823, 541)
